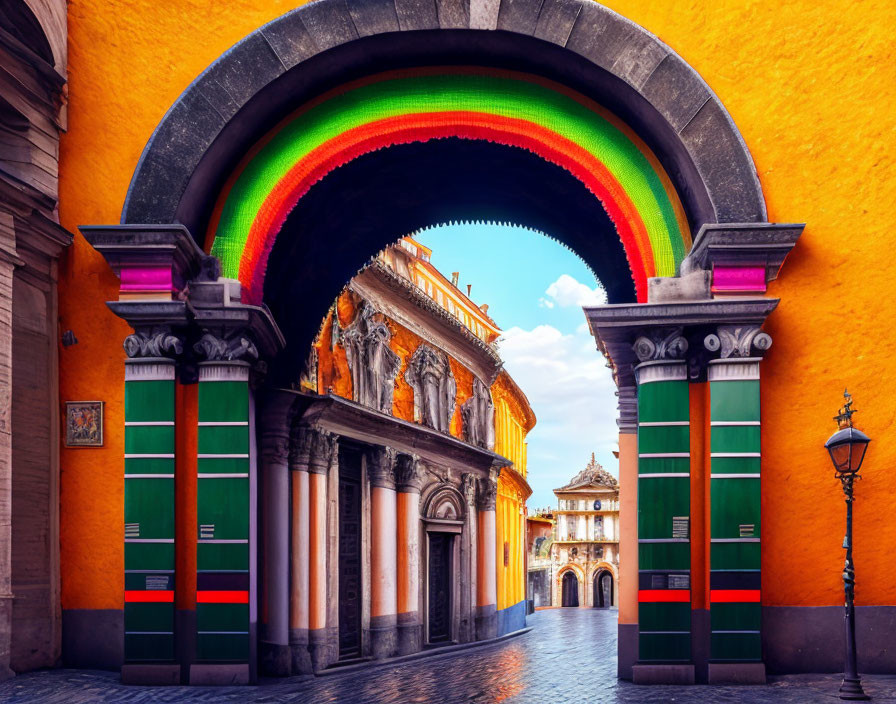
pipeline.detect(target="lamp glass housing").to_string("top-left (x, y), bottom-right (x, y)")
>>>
top-left (825, 427), bottom-right (871, 475)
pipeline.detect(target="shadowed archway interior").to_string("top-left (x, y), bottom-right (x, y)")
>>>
top-left (262, 137), bottom-right (635, 384)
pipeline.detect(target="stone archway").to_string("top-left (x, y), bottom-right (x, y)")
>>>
top-left (81, 0), bottom-right (802, 688)
top-left (561, 571), bottom-right (579, 608)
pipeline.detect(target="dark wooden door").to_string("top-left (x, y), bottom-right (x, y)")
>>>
top-left (600, 572), bottom-right (613, 608)
top-left (338, 447), bottom-right (362, 659)
top-left (427, 532), bottom-right (452, 643)
top-left (561, 571), bottom-right (579, 607)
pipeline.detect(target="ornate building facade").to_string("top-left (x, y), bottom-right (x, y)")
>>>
top-left (550, 457), bottom-right (619, 609)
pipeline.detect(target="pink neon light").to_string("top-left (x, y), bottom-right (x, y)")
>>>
top-left (712, 266), bottom-right (766, 293)
top-left (120, 267), bottom-right (175, 292)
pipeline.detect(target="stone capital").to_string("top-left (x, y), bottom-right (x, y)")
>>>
top-left (289, 423), bottom-right (314, 470)
top-left (306, 428), bottom-right (336, 475)
top-left (632, 327), bottom-right (688, 363)
top-left (476, 470), bottom-right (498, 512)
top-left (704, 325), bottom-right (772, 359)
top-left (395, 454), bottom-right (424, 493)
top-left (122, 326), bottom-right (184, 360)
top-left (261, 429), bottom-right (290, 467)
top-left (367, 446), bottom-right (397, 490)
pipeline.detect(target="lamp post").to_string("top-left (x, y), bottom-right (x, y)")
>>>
top-left (824, 390), bottom-right (871, 701)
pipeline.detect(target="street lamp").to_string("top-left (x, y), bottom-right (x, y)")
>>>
top-left (824, 390), bottom-right (871, 701)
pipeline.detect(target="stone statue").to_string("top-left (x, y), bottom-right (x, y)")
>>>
top-left (404, 343), bottom-right (456, 433)
top-left (342, 300), bottom-right (401, 414)
top-left (461, 376), bottom-right (495, 449)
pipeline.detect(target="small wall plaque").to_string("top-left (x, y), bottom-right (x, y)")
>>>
top-left (672, 516), bottom-right (689, 539)
top-left (65, 401), bottom-right (103, 447)
top-left (739, 523), bottom-right (756, 538)
top-left (669, 574), bottom-right (690, 590)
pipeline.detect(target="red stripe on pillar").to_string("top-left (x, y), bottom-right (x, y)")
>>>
top-left (710, 589), bottom-right (761, 603)
top-left (196, 590), bottom-right (250, 604)
top-left (638, 589), bottom-right (690, 603)
top-left (125, 590), bottom-right (174, 603)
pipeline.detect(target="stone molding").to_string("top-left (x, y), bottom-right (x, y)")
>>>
top-left (634, 360), bottom-right (687, 385)
top-left (633, 327), bottom-right (688, 363)
top-left (367, 445), bottom-right (397, 489)
top-left (197, 361), bottom-right (250, 383)
top-left (704, 325), bottom-right (772, 359)
top-left (395, 453), bottom-right (424, 493)
top-left (476, 469), bottom-right (498, 511)
top-left (123, 358), bottom-right (176, 381)
top-left (616, 385), bottom-right (638, 433)
top-left (707, 358), bottom-right (761, 382)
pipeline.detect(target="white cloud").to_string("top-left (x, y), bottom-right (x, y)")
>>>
top-left (498, 323), bottom-right (619, 509)
top-left (542, 274), bottom-right (607, 308)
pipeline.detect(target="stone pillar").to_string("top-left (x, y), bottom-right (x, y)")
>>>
top-left (704, 327), bottom-right (769, 684)
top-left (287, 424), bottom-right (314, 674)
top-left (475, 469), bottom-right (498, 641)
top-left (192, 354), bottom-right (253, 685)
top-left (395, 454), bottom-right (424, 655)
top-left (632, 328), bottom-right (694, 685)
top-left (616, 384), bottom-right (639, 680)
top-left (121, 331), bottom-right (182, 685)
top-left (308, 429), bottom-right (335, 672)
top-left (367, 446), bottom-right (398, 659)
top-left (258, 393), bottom-right (296, 676)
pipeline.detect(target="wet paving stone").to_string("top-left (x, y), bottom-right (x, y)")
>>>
top-left (2, 609), bottom-right (895, 703)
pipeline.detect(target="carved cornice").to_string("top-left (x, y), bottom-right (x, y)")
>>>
top-left (704, 325), bottom-right (772, 359)
top-left (633, 327), bottom-right (688, 363)
top-left (367, 445), bottom-right (397, 489)
top-left (616, 385), bottom-right (638, 434)
top-left (123, 327), bottom-right (184, 359)
top-left (395, 453), bottom-right (425, 493)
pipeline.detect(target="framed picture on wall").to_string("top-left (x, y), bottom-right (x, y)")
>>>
top-left (65, 401), bottom-right (104, 447)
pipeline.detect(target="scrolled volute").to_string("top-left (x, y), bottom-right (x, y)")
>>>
top-left (123, 329), bottom-right (184, 359)
top-left (633, 327), bottom-right (688, 362)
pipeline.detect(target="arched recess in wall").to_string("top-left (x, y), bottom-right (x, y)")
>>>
top-left (119, 0), bottom-right (768, 375)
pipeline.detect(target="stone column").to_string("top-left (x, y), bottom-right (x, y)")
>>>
top-left (395, 454), bottom-right (424, 655)
top-left (704, 327), bottom-right (769, 684)
top-left (308, 429), bottom-right (336, 672)
top-left (121, 330), bottom-right (183, 685)
top-left (632, 328), bottom-right (693, 684)
top-left (287, 424), bottom-right (314, 674)
top-left (258, 393), bottom-right (296, 676)
top-left (475, 469), bottom-right (498, 641)
top-left (367, 446), bottom-right (398, 659)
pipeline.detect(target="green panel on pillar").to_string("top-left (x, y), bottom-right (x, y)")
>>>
top-left (198, 382), bottom-right (249, 421)
top-left (125, 381), bottom-right (175, 421)
top-left (638, 425), bottom-right (690, 454)
top-left (710, 479), bottom-right (760, 538)
top-left (125, 602), bottom-right (174, 631)
top-left (197, 633), bottom-right (249, 662)
top-left (197, 457), bottom-right (250, 474)
top-left (124, 634), bottom-right (174, 662)
top-left (710, 632), bottom-right (761, 661)
top-left (198, 603), bottom-right (249, 632)
top-left (710, 381), bottom-right (759, 421)
top-left (639, 542), bottom-right (690, 570)
top-left (710, 426), bottom-right (760, 454)
top-left (710, 456), bottom-right (760, 475)
top-left (638, 477), bottom-right (690, 537)
top-left (710, 542), bottom-right (760, 570)
top-left (639, 602), bottom-right (691, 631)
top-left (197, 544), bottom-right (249, 572)
top-left (711, 602), bottom-right (761, 631)
top-left (125, 542), bottom-right (174, 571)
top-left (637, 456), bottom-right (690, 474)
top-left (125, 478), bottom-right (174, 537)
top-left (198, 478), bottom-right (249, 537)
top-left (198, 426), bottom-right (249, 455)
top-left (125, 457), bottom-right (175, 475)
top-left (125, 425), bottom-right (175, 454)
top-left (640, 632), bottom-right (691, 662)
top-left (638, 381), bottom-right (689, 423)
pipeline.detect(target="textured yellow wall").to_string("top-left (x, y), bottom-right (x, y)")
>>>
top-left (58, 0), bottom-right (896, 614)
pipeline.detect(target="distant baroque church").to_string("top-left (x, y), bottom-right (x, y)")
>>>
top-left (528, 455), bottom-right (619, 610)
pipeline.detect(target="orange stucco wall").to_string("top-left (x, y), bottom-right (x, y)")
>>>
top-left (58, 0), bottom-right (896, 615)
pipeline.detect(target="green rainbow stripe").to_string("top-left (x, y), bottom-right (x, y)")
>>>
top-left (207, 69), bottom-right (691, 302)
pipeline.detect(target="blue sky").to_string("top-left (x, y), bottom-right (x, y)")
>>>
top-left (414, 223), bottom-right (619, 511)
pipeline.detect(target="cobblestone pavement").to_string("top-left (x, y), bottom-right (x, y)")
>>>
top-left (2, 609), bottom-right (895, 703)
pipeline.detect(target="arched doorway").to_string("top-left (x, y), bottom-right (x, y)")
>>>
top-left (80, 0), bottom-right (801, 687)
top-left (594, 570), bottom-right (613, 609)
top-left (561, 572), bottom-right (579, 608)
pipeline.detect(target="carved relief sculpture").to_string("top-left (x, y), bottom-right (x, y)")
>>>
top-left (404, 343), bottom-right (457, 433)
top-left (342, 301), bottom-right (401, 413)
top-left (461, 377), bottom-right (495, 450)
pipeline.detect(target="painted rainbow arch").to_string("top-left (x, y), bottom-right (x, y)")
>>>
top-left (206, 68), bottom-right (693, 304)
